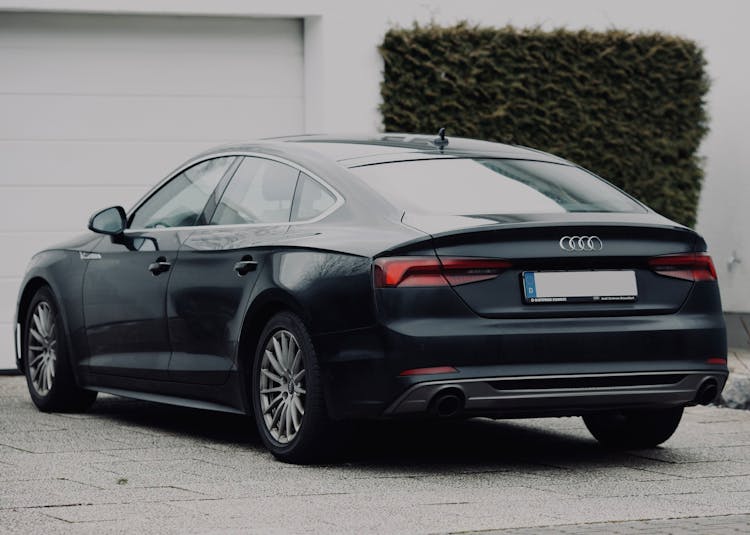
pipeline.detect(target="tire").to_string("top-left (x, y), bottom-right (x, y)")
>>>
top-left (251, 311), bottom-right (337, 464)
top-left (23, 286), bottom-right (97, 413)
top-left (583, 406), bottom-right (684, 449)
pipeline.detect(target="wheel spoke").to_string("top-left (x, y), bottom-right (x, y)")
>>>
top-left (32, 311), bottom-right (45, 338)
top-left (45, 361), bottom-right (52, 391)
top-left (264, 350), bottom-right (285, 377)
top-left (279, 332), bottom-right (289, 368)
top-left (29, 353), bottom-right (44, 367)
top-left (290, 350), bottom-right (301, 374)
top-left (286, 337), bottom-right (297, 370)
top-left (291, 397), bottom-right (302, 430)
top-left (31, 360), bottom-right (43, 380)
top-left (28, 344), bottom-right (43, 352)
top-left (293, 395), bottom-right (305, 416)
top-left (284, 400), bottom-right (292, 438)
top-left (271, 337), bottom-right (286, 372)
top-left (263, 393), bottom-right (284, 414)
top-left (293, 369), bottom-right (305, 382)
top-left (261, 367), bottom-right (283, 385)
top-left (260, 386), bottom-right (284, 395)
top-left (270, 400), bottom-right (284, 429)
top-left (30, 327), bottom-right (44, 344)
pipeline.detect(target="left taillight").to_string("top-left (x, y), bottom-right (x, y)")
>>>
top-left (648, 253), bottom-right (717, 282)
top-left (373, 256), bottom-right (511, 288)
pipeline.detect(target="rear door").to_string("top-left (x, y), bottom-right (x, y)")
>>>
top-left (166, 156), bottom-right (301, 385)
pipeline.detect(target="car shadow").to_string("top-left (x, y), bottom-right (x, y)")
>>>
top-left (85, 394), bottom-right (667, 470)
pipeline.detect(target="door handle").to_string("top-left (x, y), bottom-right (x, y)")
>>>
top-left (234, 256), bottom-right (258, 276)
top-left (148, 257), bottom-right (171, 275)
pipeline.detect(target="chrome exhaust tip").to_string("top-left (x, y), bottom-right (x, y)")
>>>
top-left (430, 388), bottom-right (465, 418)
top-left (695, 378), bottom-right (719, 406)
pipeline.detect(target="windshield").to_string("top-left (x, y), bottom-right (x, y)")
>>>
top-left (349, 158), bottom-right (645, 215)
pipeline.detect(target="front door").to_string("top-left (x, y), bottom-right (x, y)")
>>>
top-left (81, 156), bottom-right (236, 379)
top-left (82, 230), bottom-right (183, 379)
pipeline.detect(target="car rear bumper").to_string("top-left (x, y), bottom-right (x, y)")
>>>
top-left (384, 369), bottom-right (728, 417)
top-left (315, 310), bottom-right (728, 420)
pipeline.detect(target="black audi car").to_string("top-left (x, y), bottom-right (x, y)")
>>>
top-left (15, 133), bottom-right (727, 463)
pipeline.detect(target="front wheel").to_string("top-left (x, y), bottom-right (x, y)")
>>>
top-left (583, 406), bottom-right (684, 449)
top-left (23, 287), bottom-right (97, 412)
top-left (251, 311), bottom-right (336, 464)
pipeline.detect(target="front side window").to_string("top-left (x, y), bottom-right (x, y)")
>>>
top-left (130, 157), bottom-right (233, 229)
top-left (349, 158), bottom-right (645, 215)
top-left (210, 157), bottom-right (299, 225)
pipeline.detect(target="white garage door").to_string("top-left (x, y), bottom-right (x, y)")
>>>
top-left (0, 13), bottom-right (304, 369)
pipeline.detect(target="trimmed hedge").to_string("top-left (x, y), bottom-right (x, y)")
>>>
top-left (380, 24), bottom-right (710, 226)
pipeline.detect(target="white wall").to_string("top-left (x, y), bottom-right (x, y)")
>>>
top-left (0, 1), bottom-right (747, 351)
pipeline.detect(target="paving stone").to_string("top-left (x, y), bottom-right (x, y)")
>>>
top-left (2, 374), bottom-right (750, 533)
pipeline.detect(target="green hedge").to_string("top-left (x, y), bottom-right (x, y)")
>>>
top-left (380, 24), bottom-right (710, 226)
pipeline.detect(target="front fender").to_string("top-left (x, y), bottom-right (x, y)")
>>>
top-left (15, 250), bottom-right (89, 379)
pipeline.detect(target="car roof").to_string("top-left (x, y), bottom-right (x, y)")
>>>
top-left (201, 133), bottom-right (571, 168)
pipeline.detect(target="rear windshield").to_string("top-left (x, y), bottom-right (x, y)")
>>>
top-left (349, 158), bottom-right (645, 215)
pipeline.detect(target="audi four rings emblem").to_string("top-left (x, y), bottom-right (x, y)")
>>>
top-left (559, 235), bottom-right (604, 252)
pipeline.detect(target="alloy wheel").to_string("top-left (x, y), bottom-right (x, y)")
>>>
top-left (258, 329), bottom-right (306, 444)
top-left (27, 301), bottom-right (57, 396)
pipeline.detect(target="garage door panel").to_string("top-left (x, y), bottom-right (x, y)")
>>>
top-left (0, 14), bottom-right (303, 56)
top-left (0, 94), bottom-right (304, 141)
top-left (0, 186), bottom-right (149, 232)
top-left (0, 280), bottom-right (22, 324)
top-left (0, 13), bottom-right (304, 368)
top-left (0, 327), bottom-right (15, 365)
top-left (0, 141), bottom-right (219, 187)
top-left (0, 48), bottom-right (302, 97)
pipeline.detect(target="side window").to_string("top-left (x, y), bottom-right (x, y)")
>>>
top-left (291, 173), bottom-right (337, 221)
top-left (130, 157), bottom-right (233, 229)
top-left (210, 157), bottom-right (299, 225)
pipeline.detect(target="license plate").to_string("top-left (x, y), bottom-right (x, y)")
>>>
top-left (522, 270), bottom-right (637, 303)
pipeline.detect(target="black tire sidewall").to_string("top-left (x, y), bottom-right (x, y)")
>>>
top-left (584, 406), bottom-right (684, 448)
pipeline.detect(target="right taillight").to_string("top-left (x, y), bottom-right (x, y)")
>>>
top-left (648, 253), bottom-right (717, 282)
top-left (373, 256), bottom-right (511, 288)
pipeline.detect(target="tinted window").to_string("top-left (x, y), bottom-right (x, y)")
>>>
top-left (350, 158), bottom-right (645, 215)
top-left (130, 157), bottom-right (233, 229)
top-left (292, 173), bottom-right (336, 221)
top-left (210, 157), bottom-right (299, 225)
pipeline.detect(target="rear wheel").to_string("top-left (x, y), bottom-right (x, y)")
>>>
top-left (23, 287), bottom-right (97, 412)
top-left (251, 311), bottom-right (336, 464)
top-left (583, 406), bottom-right (683, 448)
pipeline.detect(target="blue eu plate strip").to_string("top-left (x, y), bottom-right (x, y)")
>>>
top-left (523, 272), bottom-right (536, 298)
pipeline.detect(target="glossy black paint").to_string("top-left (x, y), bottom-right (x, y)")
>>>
top-left (15, 134), bottom-right (728, 420)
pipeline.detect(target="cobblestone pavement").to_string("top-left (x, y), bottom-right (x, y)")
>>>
top-left (2, 375), bottom-right (750, 534)
top-left (485, 514), bottom-right (750, 534)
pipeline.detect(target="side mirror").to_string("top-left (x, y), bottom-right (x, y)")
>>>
top-left (88, 206), bottom-right (127, 236)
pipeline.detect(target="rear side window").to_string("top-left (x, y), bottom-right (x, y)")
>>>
top-left (210, 157), bottom-right (299, 225)
top-left (130, 157), bottom-right (233, 229)
top-left (291, 173), bottom-right (336, 221)
top-left (349, 158), bottom-right (645, 215)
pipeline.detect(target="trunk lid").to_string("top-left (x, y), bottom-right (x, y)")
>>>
top-left (406, 213), bottom-right (700, 318)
